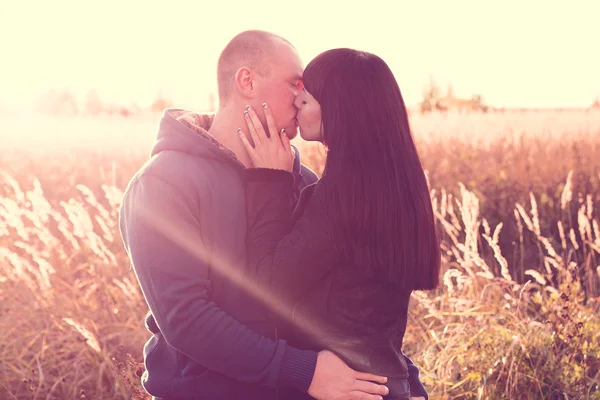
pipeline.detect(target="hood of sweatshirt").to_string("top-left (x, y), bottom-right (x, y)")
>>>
top-left (150, 108), bottom-right (303, 174)
top-left (150, 109), bottom-right (243, 167)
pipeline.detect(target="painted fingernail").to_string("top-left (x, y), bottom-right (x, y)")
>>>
top-left (262, 102), bottom-right (267, 108)
top-left (237, 128), bottom-right (242, 132)
top-left (244, 111), bottom-right (248, 116)
top-left (245, 105), bottom-right (250, 110)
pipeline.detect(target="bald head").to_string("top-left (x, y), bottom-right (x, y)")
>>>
top-left (217, 30), bottom-right (294, 105)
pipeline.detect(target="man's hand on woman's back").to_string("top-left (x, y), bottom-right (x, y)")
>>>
top-left (308, 350), bottom-right (389, 400)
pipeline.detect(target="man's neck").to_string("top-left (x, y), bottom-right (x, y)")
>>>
top-left (208, 104), bottom-right (253, 168)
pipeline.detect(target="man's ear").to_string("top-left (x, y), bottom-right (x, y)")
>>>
top-left (235, 67), bottom-right (256, 98)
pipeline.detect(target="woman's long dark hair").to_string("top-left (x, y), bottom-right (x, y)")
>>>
top-left (303, 49), bottom-right (440, 290)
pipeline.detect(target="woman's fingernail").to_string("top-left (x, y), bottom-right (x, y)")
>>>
top-left (245, 105), bottom-right (250, 110)
top-left (262, 102), bottom-right (267, 108)
top-left (237, 128), bottom-right (241, 133)
top-left (244, 111), bottom-right (248, 116)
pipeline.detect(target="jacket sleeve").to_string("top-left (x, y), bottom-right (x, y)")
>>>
top-left (245, 168), bottom-right (333, 312)
top-left (119, 172), bottom-right (317, 392)
top-left (404, 355), bottom-right (429, 399)
top-left (245, 169), bottom-right (429, 398)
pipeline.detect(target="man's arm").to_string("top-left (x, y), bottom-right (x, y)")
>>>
top-left (119, 172), bottom-right (316, 391)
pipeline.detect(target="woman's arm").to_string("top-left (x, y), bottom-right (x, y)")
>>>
top-left (404, 355), bottom-right (428, 400)
top-left (246, 171), bottom-right (429, 399)
top-left (245, 168), bottom-right (333, 311)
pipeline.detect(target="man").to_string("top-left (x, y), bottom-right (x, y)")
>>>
top-left (119, 30), bottom-right (428, 400)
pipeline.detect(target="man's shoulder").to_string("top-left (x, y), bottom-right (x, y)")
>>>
top-left (299, 163), bottom-right (319, 186)
top-left (291, 144), bottom-right (319, 187)
top-left (124, 151), bottom-right (213, 202)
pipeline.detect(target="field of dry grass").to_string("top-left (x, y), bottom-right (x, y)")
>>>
top-left (1, 109), bottom-right (599, 399)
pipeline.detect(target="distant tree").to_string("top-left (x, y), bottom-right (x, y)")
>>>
top-left (420, 98), bottom-right (433, 114)
top-left (472, 94), bottom-right (489, 113)
top-left (151, 92), bottom-right (172, 114)
top-left (420, 78), bottom-right (489, 114)
top-left (420, 78), bottom-right (440, 114)
top-left (35, 89), bottom-right (78, 116)
top-left (427, 76), bottom-right (441, 101)
top-left (447, 84), bottom-right (455, 99)
top-left (127, 102), bottom-right (142, 116)
top-left (83, 90), bottom-right (104, 116)
top-left (435, 99), bottom-right (449, 112)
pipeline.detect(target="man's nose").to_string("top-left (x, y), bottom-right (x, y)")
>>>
top-left (293, 96), bottom-right (303, 110)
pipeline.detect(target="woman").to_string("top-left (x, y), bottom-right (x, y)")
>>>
top-left (238, 48), bottom-right (440, 400)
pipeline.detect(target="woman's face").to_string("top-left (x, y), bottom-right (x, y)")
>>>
top-left (293, 88), bottom-right (323, 142)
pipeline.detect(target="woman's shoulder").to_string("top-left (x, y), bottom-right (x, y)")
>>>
top-left (299, 163), bottom-right (319, 186)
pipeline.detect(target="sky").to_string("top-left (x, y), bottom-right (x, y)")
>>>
top-left (1, 0), bottom-right (599, 110)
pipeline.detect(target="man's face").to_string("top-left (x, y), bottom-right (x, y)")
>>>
top-left (255, 42), bottom-right (304, 139)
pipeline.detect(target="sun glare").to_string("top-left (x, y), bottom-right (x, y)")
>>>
top-left (0, 0), bottom-right (598, 114)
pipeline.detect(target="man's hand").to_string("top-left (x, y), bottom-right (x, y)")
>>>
top-left (308, 350), bottom-right (389, 400)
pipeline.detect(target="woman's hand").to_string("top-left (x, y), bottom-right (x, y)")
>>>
top-left (238, 103), bottom-right (294, 172)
